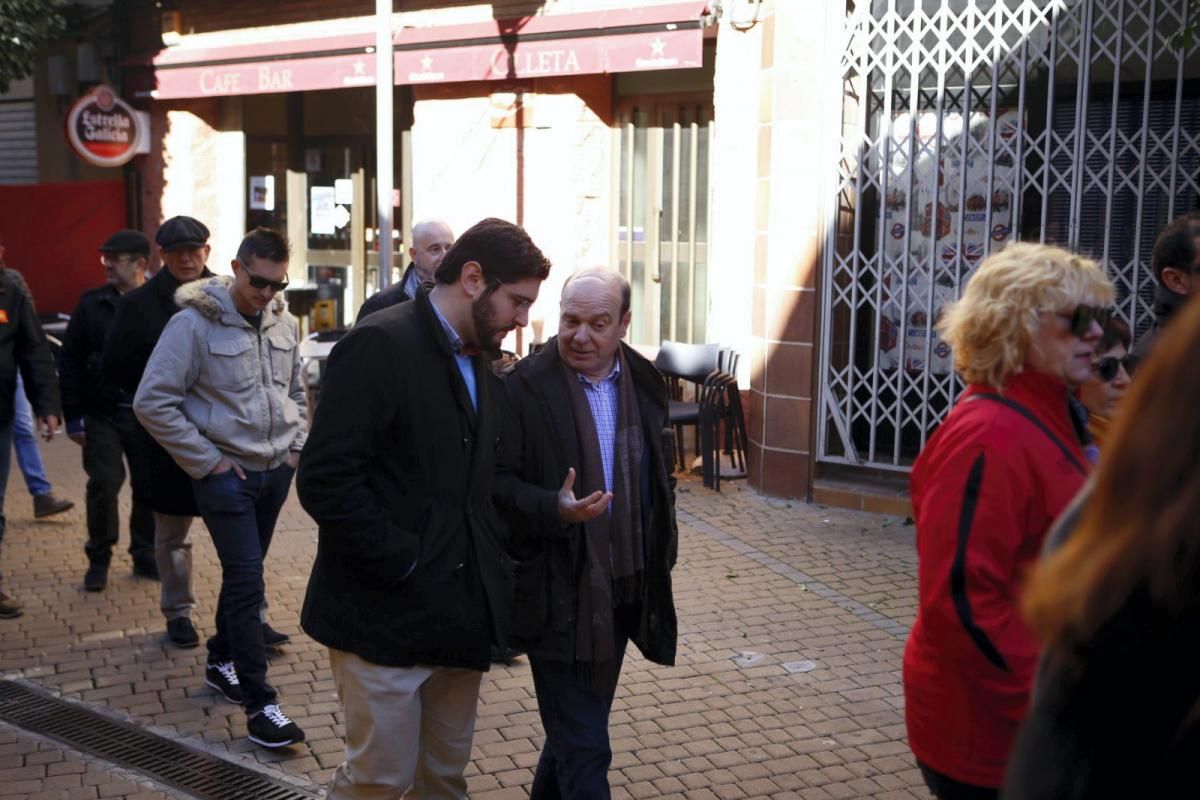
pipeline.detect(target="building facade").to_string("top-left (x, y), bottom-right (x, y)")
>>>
top-left (40, 0), bottom-right (1196, 501)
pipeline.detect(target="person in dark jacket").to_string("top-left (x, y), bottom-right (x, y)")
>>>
top-left (62, 229), bottom-right (157, 591)
top-left (298, 218), bottom-right (551, 799)
top-left (101, 216), bottom-right (215, 649)
top-left (494, 267), bottom-right (678, 799)
top-left (1006, 296), bottom-right (1200, 800)
top-left (1132, 211), bottom-right (1200, 361)
top-left (0, 234), bottom-right (62, 619)
top-left (355, 218), bottom-right (454, 323)
top-left (904, 243), bottom-right (1113, 799)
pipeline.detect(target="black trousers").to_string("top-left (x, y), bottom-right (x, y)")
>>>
top-left (918, 762), bottom-right (999, 800)
top-left (82, 409), bottom-right (155, 566)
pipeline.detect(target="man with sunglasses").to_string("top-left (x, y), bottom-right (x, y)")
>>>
top-left (1134, 212), bottom-right (1200, 360)
top-left (134, 227), bottom-right (307, 749)
top-left (61, 229), bottom-right (157, 591)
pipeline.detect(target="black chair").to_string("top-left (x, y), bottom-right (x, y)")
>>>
top-left (654, 342), bottom-right (719, 471)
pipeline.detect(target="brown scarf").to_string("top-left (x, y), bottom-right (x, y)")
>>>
top-left (561, 348), bottom-right (645, 678)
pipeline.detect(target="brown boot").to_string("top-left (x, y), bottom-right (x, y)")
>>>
top-left (0, 589), bottom-right (23, 619)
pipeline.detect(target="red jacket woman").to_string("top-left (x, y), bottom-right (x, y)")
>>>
top-left (903, 243), bottom-right (1113, 797)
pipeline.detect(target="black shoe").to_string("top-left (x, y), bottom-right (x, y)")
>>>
top-left (0, 590), bottom-right (23, 619)
top-left (84, 563), bottom-right (108, 592)
top-left (132, 558), bottom-right (159, 580)
top-left (246, 704), bottom-right (305, 748)
top-left (262, 623), bottom-right (290, 648)
top-left (490, 644), bottom-right (525, 665)
top-left (33, 493), bottom-right (74, 518)
top-left (166, 617), bottom-right (199, 648)
top-left (205, 661), bottom-right (244, 704)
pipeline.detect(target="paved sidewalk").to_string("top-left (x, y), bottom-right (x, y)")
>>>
top-left (0, 437), bottom-right (927, 799)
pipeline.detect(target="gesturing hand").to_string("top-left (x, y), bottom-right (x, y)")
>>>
top-left (557, 467), bottom-right (612, 523)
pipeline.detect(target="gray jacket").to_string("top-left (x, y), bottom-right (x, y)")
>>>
top-left (134, 276), bottom-right (307, 479)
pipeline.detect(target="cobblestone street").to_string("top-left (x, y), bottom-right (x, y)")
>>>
top-left (0, 437), bottom-right (927, 799)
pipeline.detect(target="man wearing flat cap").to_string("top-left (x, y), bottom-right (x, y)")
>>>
top-left (61, 230), bottom-right (156, 592)
top-left (102, 216), bottom-right (215, 648)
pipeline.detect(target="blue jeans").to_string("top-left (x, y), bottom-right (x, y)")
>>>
top-left (192, 463), bottom-right (294, 713)
top-left (0, 415), bottom-right (14, 584)
top-left (12, 374), bottom-right (50, 498)
top-left (529, 619), bottom-right (631, 800)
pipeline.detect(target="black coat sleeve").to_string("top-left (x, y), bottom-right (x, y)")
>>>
top-left (492, 378), bottom-right (567, 543)
top-left (295, 325), bottom-right (420, 585)
top-left (59, 296), bottom-right (90, 423)
top-left (8, 274), bottom-right (60, 419)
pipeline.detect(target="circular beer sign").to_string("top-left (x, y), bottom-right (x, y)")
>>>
top-left (65, 86), bottom-right (140, 167)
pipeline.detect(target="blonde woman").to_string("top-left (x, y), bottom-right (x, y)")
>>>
top-left (903, 243), bottom-right (1113, 799)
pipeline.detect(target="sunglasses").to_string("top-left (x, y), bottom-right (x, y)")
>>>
top-left (1059, 304), bottom-right (1113, 337)
top-left (246, 273), bottom-right (289, 292)
top-left (1092, 354), bottom-right (1137, 382)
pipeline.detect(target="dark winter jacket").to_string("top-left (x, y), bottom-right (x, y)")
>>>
top-left (493, 339), bottom-right (678, 667)
top-left (355, 263), bottom-right (418, 323)
top-left (60, 284), bottom-right (128, 423)
top-left (904, 370), bottom-right (1091, 789)
top-left (0, 268), bottom-right (60, 424)
top-left (1132, 282), bottom-right (1188, 362)
top-left (298, 290), bottom-right (511, 671)
top-left (101, 266), bottom-right (215, 516)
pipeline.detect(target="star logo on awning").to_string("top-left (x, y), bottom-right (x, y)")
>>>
top-left (650, 36), bottom-right (667, 57)
top-left (353, 59), bottom-right (366, 75)
top-left (421, 55), bottom-right (434, 71)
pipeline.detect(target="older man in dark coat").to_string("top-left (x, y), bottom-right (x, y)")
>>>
top-left (298, 218), bottom-right (551, 799)
top-left (494, 267), bottom-right (678, 799)
top-left (101, 215), bottom-right (215, 649)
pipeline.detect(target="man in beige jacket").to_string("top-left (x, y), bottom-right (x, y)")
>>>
top-left (134, 227), bottom-right (307, 749)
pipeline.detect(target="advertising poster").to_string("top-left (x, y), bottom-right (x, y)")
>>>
top-left (877, 108), bottom-right (1020, 374)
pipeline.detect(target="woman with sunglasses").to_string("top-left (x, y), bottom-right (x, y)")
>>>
top-left (1005, 296), bottom-right (1200, 799)
top-left (903, 243), bottom-right (1113, 800)
top-left (1078, 317), bottom-right (1134, 459)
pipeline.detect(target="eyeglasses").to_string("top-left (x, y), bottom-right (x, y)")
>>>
top-left (237, 259), bottom-right (289, 292)
top-left (1058, 304), bottom-right (1113, 337)
top-left (99, 253), bottom-right (138, 266)
top-left (1092, 354), bottom-right (1137, 382)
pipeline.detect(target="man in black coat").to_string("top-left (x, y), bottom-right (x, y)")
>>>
top-left (0, 234), bottom-right (62, 619)
top-left (354, 218), bottom-right (453, 322)
top-left (1133, 212), bottom-right (1200, 361)
top-left (61, 229), bottom-right (157, 591)
top-left (298, 218), bottom-right (551, 799)
top-left (101, 216), bottom-right (214, 649)
top-left (494, 268), bottom-right (678, 798)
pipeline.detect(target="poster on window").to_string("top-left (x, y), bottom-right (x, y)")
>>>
top-left (877, 108), bottom-right (1021, 374)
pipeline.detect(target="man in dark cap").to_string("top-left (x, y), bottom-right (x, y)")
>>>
top-left (61, 230), bottom-right (157, 591)
top-left (102, 216), bottom-right (215, 647)
top-left (0, 233), bottom-right (62, 619)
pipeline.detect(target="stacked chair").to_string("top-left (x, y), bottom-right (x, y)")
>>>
top-left (654, 341), bottom-right (748, 491)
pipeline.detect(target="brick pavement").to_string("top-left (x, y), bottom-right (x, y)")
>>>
top-left (0, 437), bottom-right (929, 799)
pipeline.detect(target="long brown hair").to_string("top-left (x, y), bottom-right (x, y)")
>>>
top-left (1024, 296), bottom-right (1200, 648)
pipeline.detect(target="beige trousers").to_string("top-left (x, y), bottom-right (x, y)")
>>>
top-left (325, 648), bottom-right (484, 800)
top-left (153, 513), bottom-right (194, 621)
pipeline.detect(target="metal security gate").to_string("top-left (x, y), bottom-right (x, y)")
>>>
top-left (818, 0), bottom-right (1200, 471)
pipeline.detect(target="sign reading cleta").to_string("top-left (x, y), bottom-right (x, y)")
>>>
top-left (65, 85), bottom-right (141, 167)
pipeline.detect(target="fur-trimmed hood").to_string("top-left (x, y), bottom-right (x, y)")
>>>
top-left (173, 275), bottom-right (288, 326)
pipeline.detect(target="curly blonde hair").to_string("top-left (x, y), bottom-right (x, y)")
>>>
top-left (938, 243), bottom-right (1114, 389)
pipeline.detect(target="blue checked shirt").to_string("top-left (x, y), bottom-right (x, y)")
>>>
top-left (429, 299), bottom-right (477, 411)
top-left (577, 358), bottom-right (621, 493)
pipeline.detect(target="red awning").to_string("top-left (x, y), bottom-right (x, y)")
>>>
top-left (130, 2), bottom-right (710, 100)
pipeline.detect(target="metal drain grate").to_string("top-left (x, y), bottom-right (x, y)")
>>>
top-left (0, 679), bottom-right (319, 800)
